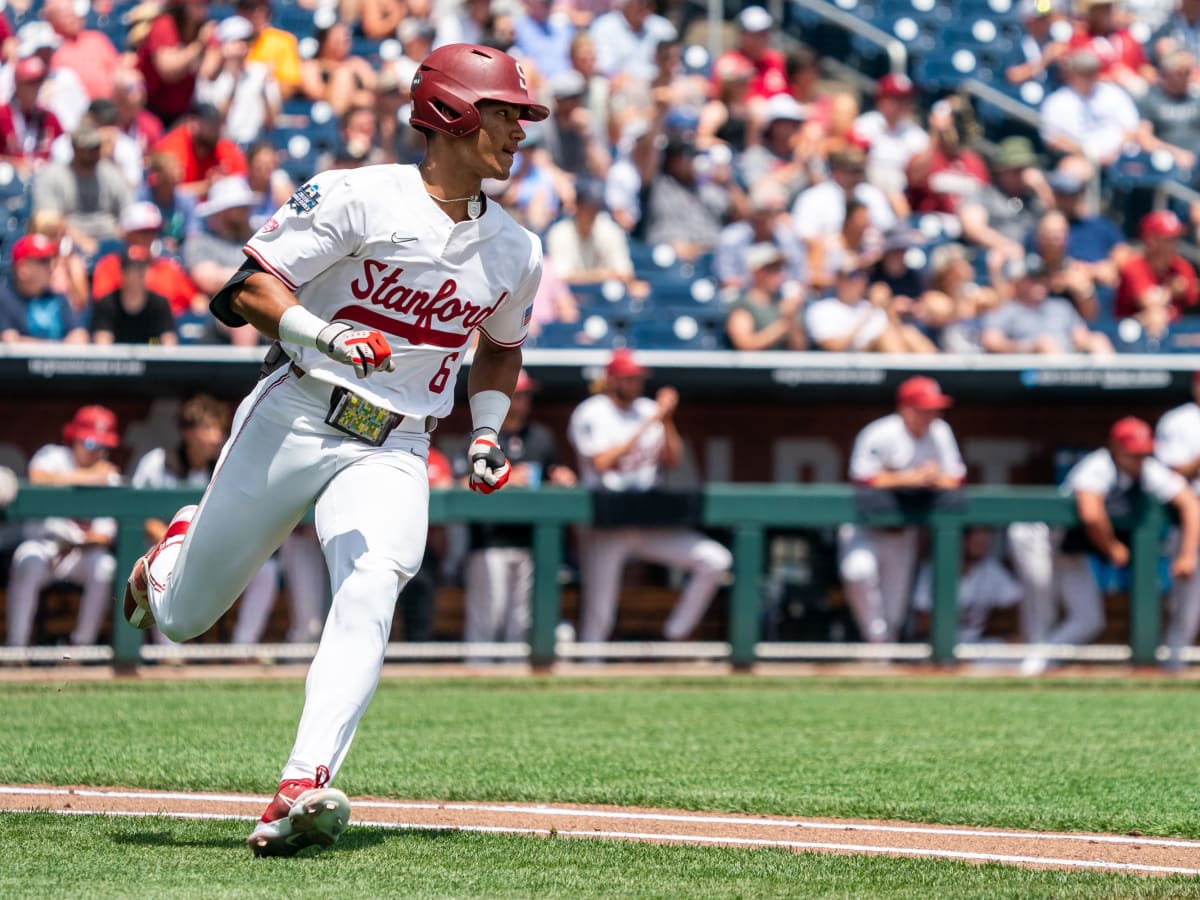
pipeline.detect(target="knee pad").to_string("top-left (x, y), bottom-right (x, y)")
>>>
top-left (840, 548), bottom-right (878, 584)
top-left (694, 541), bottom-right (733, 574)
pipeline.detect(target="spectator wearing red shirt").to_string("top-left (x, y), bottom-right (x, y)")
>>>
top-left (152, 102), bottom-right (248, 195)
top-left (0, 58), bottom-right (63, 176)
top-left (1068, 0), bottom-right (1155, 95)
top-left (905, 96), bottom-right (989, 216)
top-left (44, 0), bottom-right (120, 101)
top-left (1116, 210), bottom-right (1199, 321)
top-left (137, 0), bottom-right (216, 127)
top-left (710, 6), bottom-right (787, 102)
top-left (91, 202), bottom-right (201, 318)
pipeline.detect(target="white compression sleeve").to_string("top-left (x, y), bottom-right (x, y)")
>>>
top-left (278, 305), bottom-right (332, 348)
top-left (469, 390), bottom-right (511, 435)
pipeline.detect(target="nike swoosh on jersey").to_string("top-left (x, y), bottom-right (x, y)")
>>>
top-left (391, 234), bottom-right (418, 243)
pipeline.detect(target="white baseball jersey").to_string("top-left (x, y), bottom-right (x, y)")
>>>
top-left (1061, 448), bottom-right (1186, 503)
top-left (26, 444), bottom-right (118, 543)
top-left (1155, 401), bottom-right (1200, 489)
top-left (911, 557), bottom-right (1022, 642)
top-left (568, 394), bottom-right (664, 491)
top-left (131, 448), bottom-right (212, 490)
top-left (243, 164), bottom-right (543, 419)
top-left (847, 414), bottom-right (966, 484)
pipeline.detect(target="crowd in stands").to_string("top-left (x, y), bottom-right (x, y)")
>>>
top-left (0, 0), bottom-right (1191, 351)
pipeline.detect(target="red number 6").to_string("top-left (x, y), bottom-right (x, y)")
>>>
top-left (429, 352), bottom-right (459, 394)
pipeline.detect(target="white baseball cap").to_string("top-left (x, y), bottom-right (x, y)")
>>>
top-left (216, 15), bottom-right (254, 43)
top-left (764, 94), bottom-right (808, 125)
top-left (17, 21), bottom-right (61, 55)
top-left (739, 6), bottom-right (773, 32)
top-left (120, 201), bottom-right (164, 233)
top-left (195, 177), bottom-right (261, 218)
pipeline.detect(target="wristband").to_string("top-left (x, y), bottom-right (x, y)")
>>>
top-left (278, 305), bottom-right (332, 349)
top-left (469, 389), bottom-right (511, 435)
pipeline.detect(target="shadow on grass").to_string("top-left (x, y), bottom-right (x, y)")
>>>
top-left (113, 830), bottom-right (246, 850)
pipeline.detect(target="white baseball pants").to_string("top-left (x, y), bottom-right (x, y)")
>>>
top-left (463, 547), bottom-right (532, 643)
top-left (1007, 522), bottom-right (1200, 652)
top-left (837, 524), bottom-right (918, 642)
top-left (576, 526), bottom-right (733, 642)
top-left (5, 540), bottom-right (115, 646)
top-left (142, 368), bottom-right (430, 784)
top-left (230, 527), bottom-right (328, 644)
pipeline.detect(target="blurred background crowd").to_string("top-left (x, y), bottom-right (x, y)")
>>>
top-left (0, 0), bottom-right (1198, 354)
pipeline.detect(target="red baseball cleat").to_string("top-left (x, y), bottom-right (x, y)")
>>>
top-left (246, 777), bottom-right (351, 857)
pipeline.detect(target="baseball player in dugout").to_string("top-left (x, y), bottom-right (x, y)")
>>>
top-left (461, 368), bottom-right (576, 646)
top-left (838, 376), bottom-right (966, 643)
top-left (1009, 417), bottom-right (1200, 675)
top-left (117, 44), bottom-right (547, 856)
top-left (567, 348), bottom-right (733, 644)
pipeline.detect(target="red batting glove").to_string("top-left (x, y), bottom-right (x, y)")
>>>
top-left (468, 429), bottom-right (511, 494)
top-left (317, 322), bottom-right (396, 378)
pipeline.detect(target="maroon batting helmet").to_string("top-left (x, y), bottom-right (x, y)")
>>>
top-left (409, 43), bottom-right (550, 138)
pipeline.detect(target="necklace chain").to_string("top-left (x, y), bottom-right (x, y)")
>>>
top-left (427, 192), bottom-right (479, 203)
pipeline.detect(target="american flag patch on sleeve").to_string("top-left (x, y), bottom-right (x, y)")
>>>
top-left (522, 305), bottom-right (533, 326)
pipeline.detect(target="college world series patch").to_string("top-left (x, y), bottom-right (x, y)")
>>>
top-left (288, 183), bottom-right (321, 214)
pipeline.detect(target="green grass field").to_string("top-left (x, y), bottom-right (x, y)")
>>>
top-left (4, 675), bottom-right (1200, 897)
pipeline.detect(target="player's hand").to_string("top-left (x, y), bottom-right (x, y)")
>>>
top-left (655, 386), bottom-right (678, 419)
top-left (1172, 552), bottom-right (1198, 580)
top-left (1109, 542), bottom-right (1131, 568)
top-left (468, 428), bottom-right (511, 494)
top-left (317, 321), bottom-right (396, 379)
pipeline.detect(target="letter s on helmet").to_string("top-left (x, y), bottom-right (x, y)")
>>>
top-left (409, 43), bottom-right (550, 138)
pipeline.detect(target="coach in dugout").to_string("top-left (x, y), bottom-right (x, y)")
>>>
top-left (838, 376), bottom-right (966, 643)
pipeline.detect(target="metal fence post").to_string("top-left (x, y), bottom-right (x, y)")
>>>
top-left (730, 524), bottom-right (763, 670)
top-left (930, 522), bottom-right (962, 665)
top-left (529, 521), bottom-right (562, 669)
top-left (111, 514), bottom-right (147, 668)
top-left (1129, 498), bottom-right (1166, 666)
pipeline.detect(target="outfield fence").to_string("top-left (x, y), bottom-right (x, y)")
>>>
top-left (4, 484), bottom-right (1171, 668)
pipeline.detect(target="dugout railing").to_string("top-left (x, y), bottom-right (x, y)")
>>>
top-left (3, 484), bottom-right (1172, 668)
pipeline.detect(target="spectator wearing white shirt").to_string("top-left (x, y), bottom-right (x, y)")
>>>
top-left (544, 175), bottom-right (638, 290)
top-left (839, 377), bottom-right (966, 642)
top-left (853, 74), bottom-right (928, 216)
top-left (588, 0), bottom-right (676, 82)
top-left (195, 16), bottom-right (280, 146)
top-left (791, 143), bottom-right (896, 281)
top-left (805, 258), bottom-right (935, 352)
top-left (49, 98), bottom-right (144, 189)
top-left (1040, 48), bottom-right (1141, 167)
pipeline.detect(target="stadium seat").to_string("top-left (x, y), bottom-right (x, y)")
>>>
top-left (629, 316), bottom-right (720, 350)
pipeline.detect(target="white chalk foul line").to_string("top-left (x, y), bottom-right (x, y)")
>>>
top-left (4, 787), bottom-right (1198, 852)
top-left (5, 807), bottom-right (1198, 877)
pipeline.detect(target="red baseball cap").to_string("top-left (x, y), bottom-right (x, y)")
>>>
top-left (897, 376), bottom-right (952, 410)
top-left (606, 348), bottom-right (649, 379)
top-left (62, 405), bottom-right (119, 449)
top-left (14, 56), bottom-right (46, 84)
top-left (11, 233), bottom-right (57, 265)
top-left (1109, 416), bottom-right (1154, 454)
top-left (877, 73), bottom-right (916, 99)
top-left (514, 369), bottom-right (539, 393)
top-left (1140, 209), bottom-right (1185, 241)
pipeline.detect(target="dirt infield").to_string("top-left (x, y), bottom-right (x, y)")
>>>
top-left (3, 784), bottom-right (1200, 877)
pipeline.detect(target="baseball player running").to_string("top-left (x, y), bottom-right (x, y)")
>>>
top-left (120, 44), bottom-right (547, 856)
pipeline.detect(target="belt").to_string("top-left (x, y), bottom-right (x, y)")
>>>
top-left (289, 363), bottom-right (436, 438)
